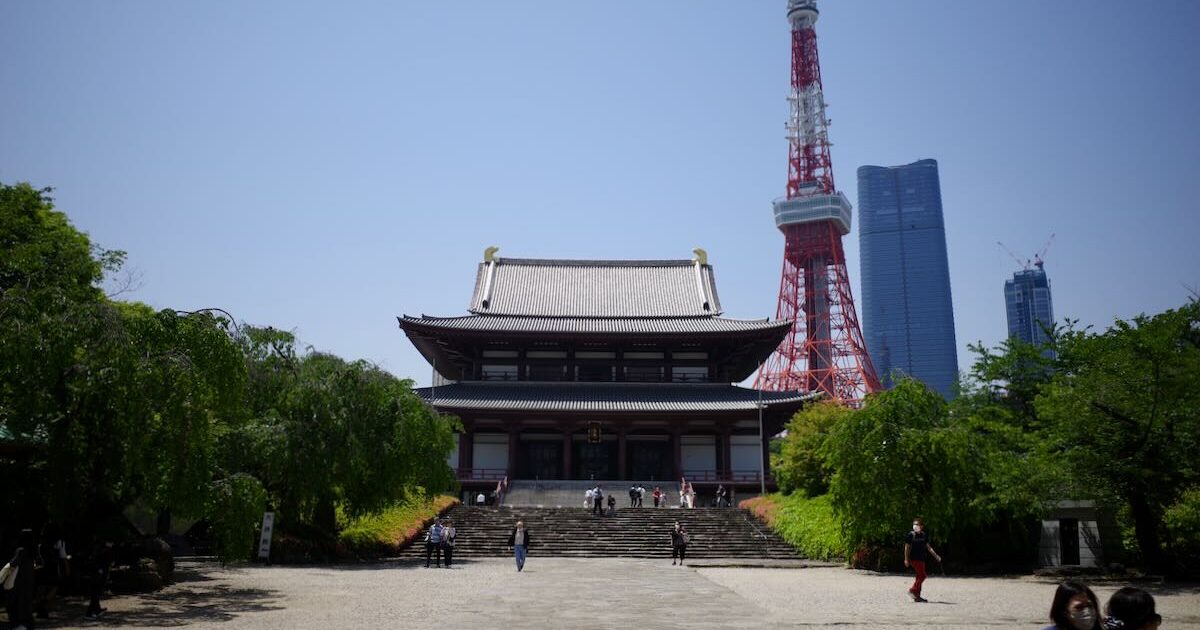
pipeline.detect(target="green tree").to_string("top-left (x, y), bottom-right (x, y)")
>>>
top-left (825, 379), bottom-right (987, 547)
top-left (1035, 302), bottom-right (1200, 573)
top-left (773, 401), bottom-right (851, 497)
top-left (233, 328), bottom-right (457, 535)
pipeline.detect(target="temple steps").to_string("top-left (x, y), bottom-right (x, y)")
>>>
top-left (402, 505), bottom-right (803, 560)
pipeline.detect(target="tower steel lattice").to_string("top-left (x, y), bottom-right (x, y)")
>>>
top-left (756, 0), bottom-right (880, 405)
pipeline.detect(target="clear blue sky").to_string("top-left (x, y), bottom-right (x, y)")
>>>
top-left (3, 1), bottom-right (1198, 386)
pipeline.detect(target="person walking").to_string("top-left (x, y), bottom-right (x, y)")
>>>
top-left (84, 537), bottom-right (113, 620)
top-left (606, 493), bottom-right (616, 516)
top-left (592, 486), bottom-right (604, 515)
top-left (715, 484), bottom-right (728, 508)
top-left (652, 486), bottom-right (663, 508)
top-left (637, 485), bottom-right (645, 507)
top-left (424, 518), bottom-right (446, 568)
top-left (4, 528), bottom-right (39, 630)
top-left (1044, 581), bottom-right (1102, 630)
top-left (903, 517), bottom-right (942, 602)
top-left (442, 519), bottom-right (457, 568)
top-left (506, 521), bottom-right (531, 572)
top-left (670, 522), bottom-right (690, 566)
top-left (585, 487), bottom-right (595, 509)
top-left (34, 524), bottom-right (68, 620)
top-left (1102, 587), bottom-right (1161, 630)
top-left (629, 485), bottom-right (639, 508)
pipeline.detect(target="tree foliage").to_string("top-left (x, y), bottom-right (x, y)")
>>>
top-left (773, 401), bottom-right (850, 497)
top-left (1, 181), bottom-right (459, 559)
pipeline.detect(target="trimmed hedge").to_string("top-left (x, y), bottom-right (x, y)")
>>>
top-left (741, 493), bottom-right (847, 561)
top-left (339, 495), bottom-right (459, 557)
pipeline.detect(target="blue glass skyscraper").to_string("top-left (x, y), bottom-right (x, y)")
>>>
top-left (857, 159), bottom-right (959, 398)
top-left (1004, 265), bottom-right (1056, 357)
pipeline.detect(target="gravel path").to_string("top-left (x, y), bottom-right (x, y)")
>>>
top-left (30, 559), bottom-right (1200, 629)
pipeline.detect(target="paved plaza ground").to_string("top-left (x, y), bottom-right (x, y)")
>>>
top-left (34, 558), bottom-right (1200, 629)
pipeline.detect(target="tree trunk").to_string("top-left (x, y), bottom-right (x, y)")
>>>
top-left (1128, 491), bottom-right (1165, 574)
top-left (156, 508), bottom-right (172, 537)
top-left (315, 497), bottom-right (338, 536)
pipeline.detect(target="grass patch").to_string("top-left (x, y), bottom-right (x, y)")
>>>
top-left (339, 494), bottom-right (459, 557)
top-left (741, 493), bottom-right (847, 561)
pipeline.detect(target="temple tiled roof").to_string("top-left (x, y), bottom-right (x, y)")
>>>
top-left (467, 258), bottom-right (723, 317)
top-left (414, 382), bottom-right (814, 413)
top-left (398, 314), bottom-right (791, 336)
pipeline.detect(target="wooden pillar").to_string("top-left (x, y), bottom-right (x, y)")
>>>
top-left (617, 426), bottom-right (627, 480)
top-left (562, 426), bottom-right (573, 480)
top-left (508, 427), bottom-right (519, 478)
top-left (459, 428), bottom-right (473, 474)
top-left (721, 429), bottom-right (732, 479)
top-left (671, 427), bottom-right (683, 481)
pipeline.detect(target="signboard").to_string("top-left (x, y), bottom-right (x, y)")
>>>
top-left (587, 422), bottom-right (601, 444)
top-left (257, 512), bottom-right (275, 561)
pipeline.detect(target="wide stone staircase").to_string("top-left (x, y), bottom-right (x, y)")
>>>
top-left (403, 504), bottom-right (803, 560)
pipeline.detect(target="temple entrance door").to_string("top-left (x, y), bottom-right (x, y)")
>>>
top-left (572, 438), bottom-right (617, 480)
top-left (517, 439), bottom-right (562, 480)
top-left (627, 438), bottom-right (672, 481)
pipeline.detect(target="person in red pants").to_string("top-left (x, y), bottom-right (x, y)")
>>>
top-left (903, 517), bottom-right (942, 602)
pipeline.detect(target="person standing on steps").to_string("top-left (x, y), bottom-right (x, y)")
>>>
top-left (652, 486), bottom-right (663, 508)
top-left (592, 485), bottom-right (604, 515)
top-left (424, 518), bottom-right (446, 568)
top-left (585, 487), bottom-right (594, 509)
top-left (606, 493), bottom-right (616, 516)
top-left (670, 522), bottom-right (690, 565)
top-left (629, 484), bottom-right (639, 508)
top-left (442, 519), bottom-right (457, 568)
top-left (506, 521), bottom-right (531, 572)
top-left (903, 517), bottom-right (942, 602)
top-left (637, 484), bottom-right (645, 507)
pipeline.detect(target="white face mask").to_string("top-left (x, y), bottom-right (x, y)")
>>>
top-left (1069, 606), bottom-right (1096, 630)
top-left (912, 524), bottom-right (922, 533)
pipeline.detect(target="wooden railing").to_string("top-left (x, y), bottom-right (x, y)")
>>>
top-left (455, 467), bottom-right (508, 481)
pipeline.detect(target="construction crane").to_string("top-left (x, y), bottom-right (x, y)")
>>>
top-left (997, 233), bottom-right (1055, 270)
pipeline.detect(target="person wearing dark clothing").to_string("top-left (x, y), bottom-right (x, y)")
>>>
top-left (34, 525), bottom-right (68, 620)
top-left (629, 486), bottom-right (639, 508)
top-left (670, 522), bottom-right (689, 566)
top-left (424, 519), bottom-right (446, 568)
top-left (606, 494), bottom-right (616, 516)
top-left (5, 529), bottom-right (39, 630)
top-left (85, 538), bottom-right (113, 620)
top-left (506, 522), bottom-right (531, 572)
top-left (1044, 581), bottom-right (1102, 630)
top-left (592, 486), bottom-right (604, 515)
top-left (715, 485), bottom-right (728, 508)
top-left (903, 518), bottom-right (942, 603)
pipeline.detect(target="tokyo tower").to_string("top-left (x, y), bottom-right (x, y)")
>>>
top-left (756, 0), bottom-right (880, 405)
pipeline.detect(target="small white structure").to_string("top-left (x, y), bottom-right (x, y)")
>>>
top-left (1039, 500), bottom-right (1105, 567)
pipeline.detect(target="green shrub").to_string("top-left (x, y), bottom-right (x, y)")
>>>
top-left (339, 494), bottom-right (459, 557)
top-left (1165, 487), bottom-right (1200, 575)
top-left (773, 402), bottom-right (850, 497)
top-left (741, 493), bottom-right (847, 561)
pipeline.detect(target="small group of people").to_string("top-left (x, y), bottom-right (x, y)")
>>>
top-left (1046, 581), bottom-right (1162, 630)
top-left (584, 486), bottom-right (617, 516)
top-left (627, 484), bottom-right (647, 507)
top-left (3, 526), bottom-right (113, 628)
top-left (422, 518), bottom-right (457, 568)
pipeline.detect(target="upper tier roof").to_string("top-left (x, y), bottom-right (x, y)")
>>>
top-left (468, 258), bottom-right (722, 317)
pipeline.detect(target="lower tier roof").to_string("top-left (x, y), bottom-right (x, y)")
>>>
top-left (414, 382), bottom-right (815, 414)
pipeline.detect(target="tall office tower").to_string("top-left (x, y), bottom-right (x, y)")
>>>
top-left (1005, 264), bottom-right (1056, 358)
top-left (757, 0), bottom-right (880, 406)
top-left (857, 159), bottom-right (959, 399)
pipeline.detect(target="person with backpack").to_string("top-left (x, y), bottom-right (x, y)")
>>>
top-left (903, 517), bottom-right (942, 602)
top-left (424, 518), bottom-right (446, 568)
top-left (629, 485), bottom-right (639, 508)
top-left (670, 522), bottom-right (690, 566)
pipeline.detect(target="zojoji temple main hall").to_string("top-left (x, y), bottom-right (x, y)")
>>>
top-left (398, 248), bottom-right (812, 496)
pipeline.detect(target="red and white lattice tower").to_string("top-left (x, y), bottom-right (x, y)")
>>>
top-left (755, 0), bottom-right (880, 405)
